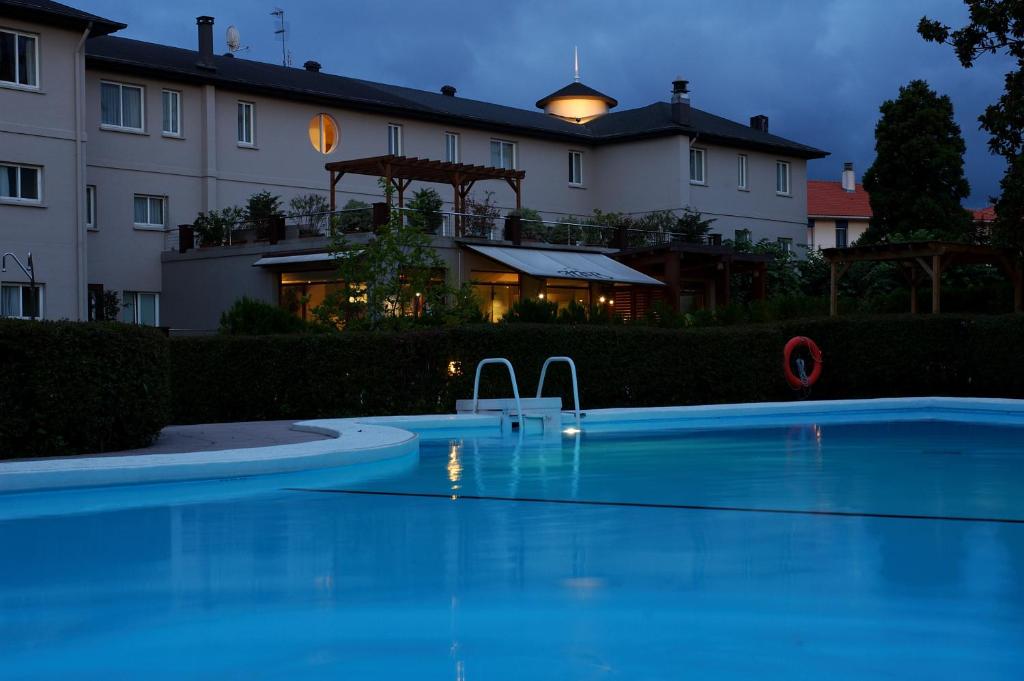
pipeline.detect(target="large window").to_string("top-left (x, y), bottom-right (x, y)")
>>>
top-left (0, 29), bottom-right (38, 88)
top-left (161, 89), bottom-right (181, 136)
top-left (388, 124), bottom-right (402, 155)
top-left (1, 283), bottom-right (42, 319)
top-left (101, 81), bottom-right (144, 131)
top-left (835, 219), bottom-right (849, 248)
top-left (308, 113), bottom-right (339, 154)
top-left (444, 132), bottom-right (460, 163)
top-left (775, 161), bottom-right (791, 195)
top-left (470, 271), bottom-right (519, 322)
top-left (237, 101), bottom-right (255, 146)
top-left (86, 185), bottom-right (97, 229)
top-left (122, 291), bottom-right (159, 326)
top-left (737, 154), bottom-right (748, 190)
top-left (0, 163), bottom-right (40, 202)
top-left (689, 148), bottom-right (705, 185)
top-left (569, 150), bottom-right (583, 186)
top-left (490, 139), bottom-right (516, 170)
top-left (133, 194), bottom-right (165, 228)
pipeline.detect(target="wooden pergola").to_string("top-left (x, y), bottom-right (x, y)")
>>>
top-left (325, 154), bottom-right (525, 232)
top-left (822, 241), bottom-right (1023, 315)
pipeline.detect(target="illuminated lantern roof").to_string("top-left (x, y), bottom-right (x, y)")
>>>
top-left (536, 81), bottom-right (618, 124)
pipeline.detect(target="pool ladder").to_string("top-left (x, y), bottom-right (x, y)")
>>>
top-left (467, 356), bottom-right (581, 431)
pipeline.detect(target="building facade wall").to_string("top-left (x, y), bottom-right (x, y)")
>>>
top-left (807, 218), bottom-right (869, 249)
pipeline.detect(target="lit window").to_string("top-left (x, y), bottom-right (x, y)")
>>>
top-left (569, 150), bottom-right (583, 185)
top-left (0, 29), bottom-right (38, 88)
top-left (1, 283), bottom-right (43, 319)
top-left (133, 194), bottom-right (165, 228)
top-left (237, 101), bottom-right (255, 146)
top-left (777, 237), bottom-right (793, 254)
top-left (388, 124), bottom-right (402, 155)
top-left (122, 291), bottom-right (159, 326)
top-left (490, 139), bottom-right (516, 169)
top-left (309, 113), bottom-right (339, 154)
top-left (835, 219), bottom-right (849, 248)
top-left (737, 154), bottom-right (748, 190)
top-left (444, 132), bottom-right (460, 163)
top-left (101, 81), bottom-right (144, 131)
top-left (689, 148), bottom-right (705, 185)
top-left (775, 161), bottom-right (791, 195)
top-left (161, 90), bottom-right (181, 136)
top-left (0, 163), bottom-right (40, 202)
top-left (86, 185), bottom-right (97, 230)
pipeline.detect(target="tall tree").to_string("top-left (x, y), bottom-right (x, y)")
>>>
top-left (919, 2), bottom-right (1024, 253)
top-left (861, 80), bottom-right (973, 243)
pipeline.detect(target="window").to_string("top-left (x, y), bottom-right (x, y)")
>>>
top-left (1, 283), bottom-right (42, 319)
top-left (161, 90), bottom-right (181, 136)
top-left (444, 132), bottom-right (460, 163)
top-left (133, 194), bottom-right (165, 228)
top-left (0, 163), bottom-right (40, 202)
top-left (735, 228), bottom-right (751, 245)
top-left (388, 124), bottom-right (402, 155)
top-left (689, 148), bottom-right (705, 184)
top-left (490, 139), bottom-right (516, 170)
top-left (100, 81), bottom-right (144, 131)
top-left (237, 101), bottom-right (255, 146)
top-left (0, 29), bottom-right (38, 88)
top-left (807, 218), bottom-right (815, 248)
top-left (86, 185), bottom-right (96, 229)
top-left (569, 150), bottom-right (583, 185)
top-left (835, 219), bottom-right (849, 248)
top-left (777, 237), bottom-right (793, 254)
top-left (308, 113), bottom-right (339, 154)
top-left (737, 154), bottom-right (748, 190)
top-left (122, 291), bottom-right (159, 326)
top-left (775, 161), bottom-right (791, 195)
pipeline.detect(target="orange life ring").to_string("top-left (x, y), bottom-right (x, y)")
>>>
top-left (783, 336), bottom-right (822, 389)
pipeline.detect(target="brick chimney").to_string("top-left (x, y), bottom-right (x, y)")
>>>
top-left (303, 60), bottom-right (321, 72)
top-left (441, 84), bottom-right (457, 97)
top-left (750, 115), bottom-right (769, 132)
top-left (671, 76), bottom-right (690, 124)
top-left (841, 162), bottom-right (855, 192)
top-left (196, 16), bottom-right (215, 70)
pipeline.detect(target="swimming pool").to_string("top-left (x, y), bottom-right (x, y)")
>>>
top-left (1, 404), bottom-right (1023, 679)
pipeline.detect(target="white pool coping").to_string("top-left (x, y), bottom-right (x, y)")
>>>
top-left (2, 397), bottom-right (1022, 495)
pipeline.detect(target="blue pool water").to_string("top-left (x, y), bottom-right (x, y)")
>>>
top-left (1, 420), bottom-right (1023, 679)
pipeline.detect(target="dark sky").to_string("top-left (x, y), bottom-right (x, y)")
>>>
top-left (79, 0), bottom-right (1011, 206)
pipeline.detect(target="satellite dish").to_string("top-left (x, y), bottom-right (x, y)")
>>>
top-left (226, 25), bottom-right (241, 52)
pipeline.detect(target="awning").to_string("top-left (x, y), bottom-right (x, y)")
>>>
top-left (464, 244), bottom-right (663, 286)
top-left (253, 253), bottom-right (335, 267)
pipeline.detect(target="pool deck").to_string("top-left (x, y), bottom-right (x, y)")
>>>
top-left (103, 421), bottom-right (332, 457)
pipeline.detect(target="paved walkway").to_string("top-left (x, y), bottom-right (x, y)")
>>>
top-left (102, 420), bottom-right (331, 457)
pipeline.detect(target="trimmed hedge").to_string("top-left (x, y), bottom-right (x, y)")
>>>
top-left (0, 320), bottom-right (169, 459)
top-left (168, 315), bottom-right (1024, 424)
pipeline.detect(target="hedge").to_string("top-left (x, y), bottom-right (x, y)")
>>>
top-left (0, 320), bottom-right (169, 459)
top-left (168, 315), bottom-right (1024, 425)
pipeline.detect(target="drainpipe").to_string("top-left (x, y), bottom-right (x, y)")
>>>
top-left (74, 23), bottom-right (93, 320)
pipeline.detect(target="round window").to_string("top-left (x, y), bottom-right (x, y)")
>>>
top-left (308, 113), bottom-right (339, 154)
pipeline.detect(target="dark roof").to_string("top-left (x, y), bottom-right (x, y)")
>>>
top-left (536, 81), bottom-right (618, 109)
top-left (0, 0), bottom-right (124, 36)
top-left (84, 35), bottom-right (828, 158)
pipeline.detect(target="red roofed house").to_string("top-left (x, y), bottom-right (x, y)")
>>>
top-left (972, 206), bottom-right (996, 224)
top-left (807, 162), bottom-right (872, 249)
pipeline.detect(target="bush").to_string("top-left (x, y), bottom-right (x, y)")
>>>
top-left (219, 297), bottom-right (321, 335)
top-left (0, 320), bottom-right (169, 458)
top-left (168, 315), bottom-right (1024, 424)
top-left (334, 199), bottom-right (373, 233)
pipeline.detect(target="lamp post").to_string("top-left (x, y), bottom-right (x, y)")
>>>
top-left (1, 252), bottom-right (37, 320)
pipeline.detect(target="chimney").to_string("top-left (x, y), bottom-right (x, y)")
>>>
top-left (441, 84), bottom-right (457, 97)
top-left (670, 76), bottom-right (690, 124)
top-left (841, 161), bottom-right (856, 192)
top-left (750, 115), bottom-right (769, 132)
top-left (196, 16), bottom-right (215, 70)
top-left (303, 60), bottom-right (321, 72)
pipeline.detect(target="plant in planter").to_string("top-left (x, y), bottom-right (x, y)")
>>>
top-left (406, 188), bottom-right (444, 234)
top-left (289, 193), bottom-right (331, 237)
top-left (511, 207), bottom-right (547, 241)
top-left (246, 190), bottom-right (284, 240)
top-left (193, 206), bottom-right (246, 246)
top-left (332, 199), bottom-right (373, 233)
top-left (464, 191), bottom-right (501, 238)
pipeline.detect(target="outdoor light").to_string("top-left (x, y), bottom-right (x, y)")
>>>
top-left (538, 293), bottom-right (545, 299)
top-left (415, 291), bottom-right (421, 297)
top-left (609, 300), bottom-right (614, 305)
top-left (599, 296), bottom-right (606, 303)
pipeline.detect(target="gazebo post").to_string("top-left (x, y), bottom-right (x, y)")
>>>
top-left (829, 260), bottom-right (838, 316)
top-left (910, 270), bottom-right (918, 314)
top-left (1015, 267), bottom-right (1023, 313)
top-left (329, 170), bottom-right (336, 211)
top-left (931, 254), bottom-right (942, 314)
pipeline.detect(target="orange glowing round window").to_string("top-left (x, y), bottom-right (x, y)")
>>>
top-left (308, 113), bottom-right (339, 154)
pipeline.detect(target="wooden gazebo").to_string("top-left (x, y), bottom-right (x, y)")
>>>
top-left (822, 241), bottom-right (1023, 315)
top-left (325, 154), bottom-right (524, 225)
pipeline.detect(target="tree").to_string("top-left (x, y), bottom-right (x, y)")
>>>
top-left (674, 208), bottom-right (716, 243)
top-left (861, 80), bottom-right (973, 243)
top-left (919, 2), bottom-right (1024, 253)
top-left (406, 187), bottom-right (444, 234)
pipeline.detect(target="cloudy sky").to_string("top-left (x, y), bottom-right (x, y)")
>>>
top-left (78, 0), bottom-right (1010, 206)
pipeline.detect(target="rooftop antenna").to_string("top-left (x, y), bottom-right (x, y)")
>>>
top-left (225, 25), bottom-right (249, 54)
top-left (573, 45), bottom-right (580, 83)
top-left (271, 8), bottom-right (291, 66)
